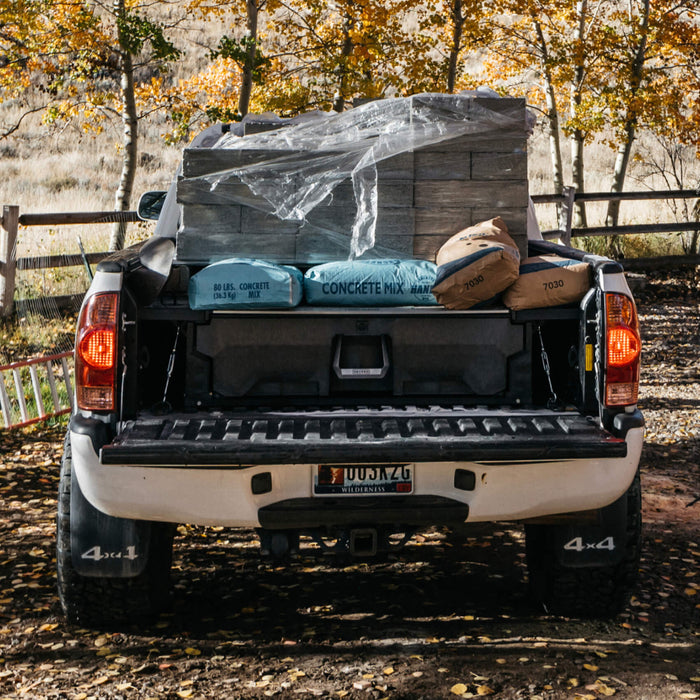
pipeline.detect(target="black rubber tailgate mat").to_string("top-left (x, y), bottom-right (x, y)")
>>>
top-left (100, 407), bottom-right (627, 466)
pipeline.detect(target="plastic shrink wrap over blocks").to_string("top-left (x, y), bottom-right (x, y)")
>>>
top-left (176, 92), bottom-right (530, 266)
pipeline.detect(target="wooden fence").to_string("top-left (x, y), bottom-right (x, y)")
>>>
top-left (1, 188), bottom-right (699, 318)
top-left (0, 206), bottom-right (140, 318)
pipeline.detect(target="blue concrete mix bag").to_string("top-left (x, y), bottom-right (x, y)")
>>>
top-left (189, 258), bottom-right (303, 310)
top-left (304, 259), bottom-right (438, 306)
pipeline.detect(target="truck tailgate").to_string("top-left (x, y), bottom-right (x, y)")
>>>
top-left (101, 407), bottom-right (626, 466)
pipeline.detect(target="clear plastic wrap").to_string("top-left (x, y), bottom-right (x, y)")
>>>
top-left (181, 92), bottom-right (529, 261)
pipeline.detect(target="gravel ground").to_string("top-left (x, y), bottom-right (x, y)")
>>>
top-left (0, 271), bottom-right (699, 699)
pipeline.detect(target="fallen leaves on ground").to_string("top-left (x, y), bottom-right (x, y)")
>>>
top-left (0, 276), bottom-right (699, 698)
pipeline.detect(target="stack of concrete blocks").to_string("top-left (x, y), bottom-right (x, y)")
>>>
top-left (176, 96), bottom-right (529, 265)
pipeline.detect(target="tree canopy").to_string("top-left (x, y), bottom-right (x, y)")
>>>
top-left (0, 0), bottom-right (698, 248)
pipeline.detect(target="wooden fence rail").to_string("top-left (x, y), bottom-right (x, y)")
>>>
top-left (1, 188), bottom-right (700, 317)
top-left (532, 187), bottom-right (700, 244)
top-left (0, 207), bottom-right (140, 317)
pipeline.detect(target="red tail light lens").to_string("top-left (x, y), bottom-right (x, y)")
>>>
top-left (608, 327), bottom-right (640, 366)
top-left (75, 293), bottom-right (118, 411)
top-left (605, 293), bottom-right (640, 406)
top-left (78, 329), bottom-right (116, 369)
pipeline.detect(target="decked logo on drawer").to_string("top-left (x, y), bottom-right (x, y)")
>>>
top-left (314, 464), bottom-right (413, 495)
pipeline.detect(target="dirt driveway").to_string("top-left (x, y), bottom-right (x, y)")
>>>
top-left (0, 273), bottom-right (699, 699)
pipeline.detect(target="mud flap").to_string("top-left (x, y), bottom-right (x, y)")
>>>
top-left (70, 468), bottom-right (151, 578)
top-left (551, 490), bottom-right (629, 568)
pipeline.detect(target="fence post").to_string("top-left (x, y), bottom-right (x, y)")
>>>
top-left (560, 187), bottom-right (576, 247)
top-left (0, 205), bottom-right (19, 318)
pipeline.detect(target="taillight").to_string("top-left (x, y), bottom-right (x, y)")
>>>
top-left (605, 292), bottom-right (640, 406)
top-left (75, 293), bottom-right (119, 411)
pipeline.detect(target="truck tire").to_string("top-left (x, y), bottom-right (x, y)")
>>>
top-left (56, 433), bottom-right (175, 627)
top-left (525, 470), bottom-right (641, 618)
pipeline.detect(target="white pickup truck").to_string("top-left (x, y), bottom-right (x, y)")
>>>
top-left (57, 95), bottom-right (643, 626)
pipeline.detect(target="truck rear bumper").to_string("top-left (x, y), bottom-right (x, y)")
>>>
top-left (70, 408), bottom-right (644, 527)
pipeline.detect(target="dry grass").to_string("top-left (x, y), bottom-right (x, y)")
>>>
top-left (0, 104), bottom-right (181, 301)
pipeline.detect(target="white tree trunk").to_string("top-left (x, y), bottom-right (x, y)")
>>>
top-left (110, 0), bottom-right (138, 252)
top-left (237, 0), bottom-right (259, 118)
top-left (533, 18), bottom-right (565, 226)
top-left (333, 20), bottom-right (354, 113)
top-left (570, 0), bottom-right (587, 227)
top-left (605, 0), bottom-right (649, 227)
top-left (446, 0), bottom-right (464, 94)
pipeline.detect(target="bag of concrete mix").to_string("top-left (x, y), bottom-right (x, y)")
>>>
top-left (304, 259), bottom-right (438, 306)
top-left (189, 258), bottom-right (303, 310)
top-left (503, 254), bottom-right (591, 310)
top-left (431, 217), bottom-right (520, 309)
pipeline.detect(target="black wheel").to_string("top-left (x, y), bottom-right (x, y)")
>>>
top-left (56, 432), bottom-right (175, 627)
top-left (525, 470), bottom-right (641, 618)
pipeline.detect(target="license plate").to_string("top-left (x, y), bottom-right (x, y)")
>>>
top-left (314, 464), bottom-right (413, 496)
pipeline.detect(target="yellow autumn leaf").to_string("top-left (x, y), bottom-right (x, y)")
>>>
top-left (450, 683), bottom-right (468, 695)
top-left (583, 664), bottom-right (599, 672)
top-left (383, 667), bottom-right (395, 675)
top-left (596, 682), bottom-right (617, 696)
top-left (684, 587), bottom-right (698, 596)
top-left (184, 647), bottom-right (201, 656)
top-left (477, 685), bottom-right (495, 695)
